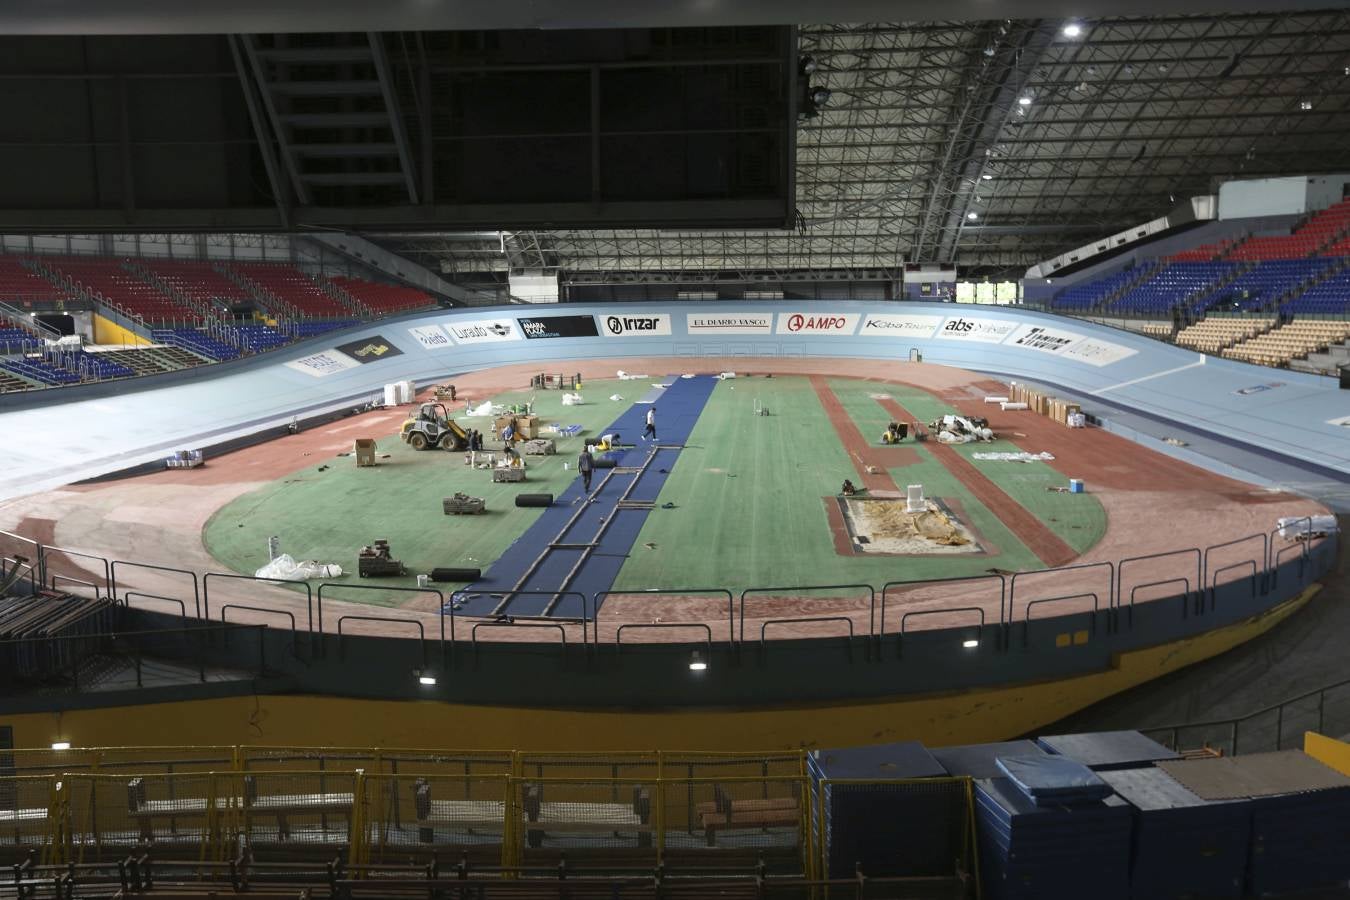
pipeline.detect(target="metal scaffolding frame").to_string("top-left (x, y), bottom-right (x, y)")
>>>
top-left (379, 10), bottom-right (1350, 281)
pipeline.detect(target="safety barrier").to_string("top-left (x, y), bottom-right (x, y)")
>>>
top-left (0, 526), bottom-right (1335, 658)
top-left (0, 752), bottom-right (814, 875)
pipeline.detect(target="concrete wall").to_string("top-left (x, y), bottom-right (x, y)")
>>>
top-left (1219, 174), bottom-right (1350, 219)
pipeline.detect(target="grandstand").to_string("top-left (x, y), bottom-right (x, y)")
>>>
top-left (227, 262), bottom-right (354, 319)
top-left (330, 275), bottom-right (436, 315)
top-left (39, 257), bottom-right (198, 324)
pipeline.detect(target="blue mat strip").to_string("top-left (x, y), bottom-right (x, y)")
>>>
top-left (447, 375), bottom-right (717, 618)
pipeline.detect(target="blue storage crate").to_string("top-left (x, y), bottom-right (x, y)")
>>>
top-left (808, 742), bottom-right (965, 879)
top-left (975, 777), bottom-right (1132, 900)
top-left (1037, 731), bottom-right (1181, 771)
top-left (1100, 766), bottom-right (1249, 899)
top-left (1247, 785), bottom-right (1350, 895)
top-left (932, 740), bottom-right (1049, 780)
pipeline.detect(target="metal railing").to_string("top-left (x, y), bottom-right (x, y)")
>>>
top-left (1144, 675), bottom-right (1350, 757)
top-left (2, 522), bottom-right (1334, 660)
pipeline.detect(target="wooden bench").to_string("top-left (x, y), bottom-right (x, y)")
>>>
top-left (413, 780), bottom-right (652, 848)
top-left (695, 786), bottom-right (800, 846)
top-left (128, 776), bottom-right (354, 841)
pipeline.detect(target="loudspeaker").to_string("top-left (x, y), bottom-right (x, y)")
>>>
top-left (430, 567), bottom-right (480, 582)
top-left (515, 494), bottom-right (554, 508)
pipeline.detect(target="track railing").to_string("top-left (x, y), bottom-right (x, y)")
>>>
top-left (0, 525), bottom-right (1334, 659)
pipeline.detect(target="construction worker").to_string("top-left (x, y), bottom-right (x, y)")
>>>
top-left (501, 420), bottom-right (516, 445)
top-left (578, 446), bottom-right (595, 493)
top-left (643, 406), bottom-right (657, 441)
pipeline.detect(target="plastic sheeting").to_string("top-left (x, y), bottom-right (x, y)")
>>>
top-left (972, 451), bottom-right (1056, 462)
top-left (1277, 515), bottom-right (1338, 540)
top-left (255, 553), bottom-right (342, 580)
top-left (560, 392), bottom-right (584, 406)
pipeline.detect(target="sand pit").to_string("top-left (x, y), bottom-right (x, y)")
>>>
top-left (841, 496), bottom-right (980, 555)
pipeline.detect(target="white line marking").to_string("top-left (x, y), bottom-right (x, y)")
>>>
top-left (1089, 357), bottom-right (1206, 395)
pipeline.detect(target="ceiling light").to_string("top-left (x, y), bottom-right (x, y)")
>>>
top-left (799, 56), bottom-right (818, 76)
top-left (967, 212), bottom-right (979, 221)
top-left (810, 88), bottom-right (832, 107)
top-left (1017, 95), bottom-right (1032, 106)
top-left (416, 671), bottom-right (437, 686)
top-left (962, 639), bottom-right (979, 649)
top-left (1300, 100), bottom-right (1313, 111)
top-left (982, 174), bottom-right (993, 180)
top-left (689, 651), bottom-right (708, 671)
top-left (1062, 22), bottom-right (1082, 38)
top-left (51, 741), bottom-right (71, 751)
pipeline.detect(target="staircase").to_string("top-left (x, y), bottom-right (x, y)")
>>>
top-left (238, 33), bottom-right (419, 206)
top-left (1181, 262), bottom-right (1253, 318)
top-left (315, 273), bottom-right (372, 319)
top-left (212, 264), bottom-right (298, 328)
top-left (121, 260), bottom-right (224, 324)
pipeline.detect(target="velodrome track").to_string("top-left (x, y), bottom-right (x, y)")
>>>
top-left (0, 301), bottom-right (1348, 504)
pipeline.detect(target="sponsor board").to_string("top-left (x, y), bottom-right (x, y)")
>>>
top-left (1060, 338), bottom-right (1138, 367)
top-left (1233, 382), bottom-right (1286, 396)
top-left (283, 351), bottom-right (359, 378)
top-left (774, 312), bottom-right (861, 335)
top-left (599, 313), bottom-right (672, 337)
top-left (408, 324), bottom-right (453, 350)
top-left (860, 313), bottom-right (943, 339)
top-left (334, 335), bottom-right (403, 364)
top-left (934, 316), bottom-right (1018, 343)
top-left (1006, 323), bottom-right (1083, 355)
top-left (685, 313), bottom-right (773, 334)
top-left (446, 318), bottom-right (521, 344)
top-left (517, 315), bottom-right (600, 339)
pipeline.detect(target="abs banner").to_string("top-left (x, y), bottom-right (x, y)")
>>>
top-left (334, 334), bottom-right (404, 364)
top-left (518, 315), bottom-right (600, 339)
top-left (685, 313), bottom-right (773, 335)
top-left (408, 324), bottom-right (453, 350)
top-left (859, 313), bottom-right (943, 339)
top-left (445, 318), bottom-right (522, 344)
top-left (934, 316), bottom-right (1018, 344)
top-left (599, 313), bottom-right (672, 337)
top-left (284, 351), bottom-right (360, 378)
top-left (775, 312), bottom-right (861, 335)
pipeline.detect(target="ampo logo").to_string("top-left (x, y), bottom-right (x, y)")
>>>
top-left (786, 313), bottom-right (849, 332)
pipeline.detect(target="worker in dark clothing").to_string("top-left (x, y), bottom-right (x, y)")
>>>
top-left (578, 447), bottom-right (595, 493)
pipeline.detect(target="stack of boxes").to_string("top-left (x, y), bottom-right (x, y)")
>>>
top-left (1008, 383), bottom-right (1083, 427)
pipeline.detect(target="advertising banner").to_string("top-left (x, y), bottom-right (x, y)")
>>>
top-left (599, 313), bottom-right (672, 337)
top-left (445, 318), bottom-right (522, 344)
top-left (685, 313), bottom-right (774, 335)
top-left (408, 324), bottom-right (453, 350)
top-left (1005, 323), bottom-right (1084, 355)
top-left (333, 334), bottom-right (404, 364)
top-left (859, 313), bottom-right (943, 339)
top-left (934, 316), bottom-right (1019, 343)
top-left (774, 312), bottom-right (861, 335)
top-left (283, 351), bottom-right (360, 378)
top-left (1060, 337), bottom-right (1139, 367)
top-left (518, 315), bottom-right (600, 339)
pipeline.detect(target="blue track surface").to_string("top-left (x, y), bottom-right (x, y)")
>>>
top-left (447, 375), bottom-right (717, 619)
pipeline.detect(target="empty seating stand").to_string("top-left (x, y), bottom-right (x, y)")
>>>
top-left (330, 277), bottom-right (435, 315)
top-left (1109, 262), bottom-right (1238, 316)
top-left (0, 256), bottom-right (73, 305)
top-left (152, 328), bottom-right (242, 362)
top-left (1223, 320), bottom-right (1350, 369)
top-left (45, 257), bottom-right (197, 324)
top-left (229, 263), bottom-right (350, 318)
top-left (140, 260), bottom-right (253, 313)
top-left (1175, 317), bottom-right (1275, 354)
top-left (1051, 266), bottom-right (1146, 311)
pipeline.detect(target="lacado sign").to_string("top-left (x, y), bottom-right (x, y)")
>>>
top-left (686, 313), bottom-right (773, 334)
top-left (446, 318), bottom-right (521, 344)
top-left (600, 314), bottom-right (672, 337)
top-left (408, 324), bottom-right (453, 350)
top-left (860, 313), bottom-right (943, 339)
top-left (775, 312), bottom-right (861, 335)
top-left (934, 316), bottom-right (1017, 344)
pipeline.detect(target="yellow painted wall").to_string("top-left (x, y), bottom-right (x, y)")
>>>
top-left (5, 587), bottom-right (1317, 753)
top-left (92, 313), bottom-right (149, 347)
top-left (1305, 732), bottom-right (1350, 776)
